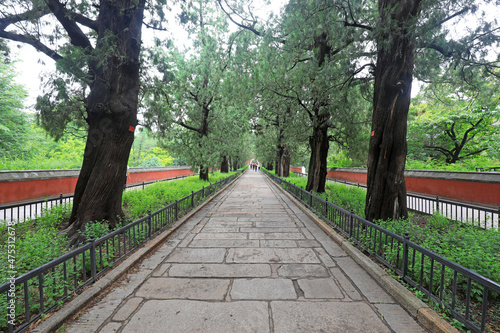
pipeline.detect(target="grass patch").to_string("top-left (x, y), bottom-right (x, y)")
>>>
top-left (122, 171), bottom-right (237, 220)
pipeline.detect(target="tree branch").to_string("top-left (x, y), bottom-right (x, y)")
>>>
top-left (216, 0), bottom-right (261, 36)
top-left (46, 0), bottom-right (93, 50)
top-left (178, 120), bottom-right (202, 134)
top-left (0, 6), bottom-right (50, 30)
top-left (0, 30), bottom-right (62, 61)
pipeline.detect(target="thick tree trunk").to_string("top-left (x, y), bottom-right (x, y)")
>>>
top-left (220, 155), bottom-right (229, 173)
top-left (66, 0), bottom-right (145, 243)
top-left (266, 162), bottom-right (273, 171)
top-left (365, 0), bottom-right (422, 221)
top-left (199, 165), bottom-right (209, 181)
top-left (276, 144), bottom-right (284, 177)
top-left (306, 125), bottom-right (329, 192)
top-left (282, 148), bottom-right (290, 178)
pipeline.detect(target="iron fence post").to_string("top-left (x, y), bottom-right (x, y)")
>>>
top-left (325, 197), bottom-right (328, 218)
top-left (89, 235), bottom-right (96, 282)
top-left (202, 186), bottom-right (205, 197)
top-left (402, 232), bottom-right (410, 280)
top-left (175, 200), bottom-right (178, 220)
top-left (59, 193), bottom-right (63, 205)
top-left (309, 190), bottom-right (313, 208)
top-left (436, 195), bottom-right (440, 214)
top-left (191, 191), bottom-right (194, 208)
top-left (349, 209), bottom-right (354, 238)
top-left (147, 210), bottom-right (152, 239)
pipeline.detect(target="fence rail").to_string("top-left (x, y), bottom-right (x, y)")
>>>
top-left (0, 171), bottom-right (241, 333)
top-left (0, 174), bottom-right (197, 224)
top-left (291, 172), bottom-right (499, 231)
top-left (266, 169), bottom-right (500, 333)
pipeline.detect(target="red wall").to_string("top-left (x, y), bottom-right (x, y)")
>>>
top-left (327, 169), bottom-right (500, 206)
top-left (290, 166), bottom-right (303, 173)
top-left (327, 170), bottom-right (367, 184)
top-left (126, 168), bottom-right (195, 185)
top-left (0, 177), bottom-right (78, 204)
top-left (0, 167), bottom-right (196, 205)
top-left (404, 177), bottom-right (500, 206)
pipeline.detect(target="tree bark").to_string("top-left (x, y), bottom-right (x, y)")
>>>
top-left (365, 0), bottom-right (422, 222)
top-left (282, 148), bottom-right (290, 177)
top-left (66, 0), bottom-right (145, 243)
top-left (220, 155), bottom-right (229, 173)
top-left (199, 165), bottom-right (209, 181)
top-left (306, 124), bottom-right (329, 192)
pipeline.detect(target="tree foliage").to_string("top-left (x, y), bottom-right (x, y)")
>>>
top-left (0, 56), bottom-right (28, 157)
top-left (408, 75), bottom-right (500, 164)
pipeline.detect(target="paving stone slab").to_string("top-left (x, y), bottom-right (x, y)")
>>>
top-left (297, 278), bottom-right (344, 299)
top-left (259, 239), bottom-right (298, 247)
top-left (255, 221), bottom-right (296, 228)
top-left (135, 278), bottom-right (230, 300)
top-left (271, 301), bottom-right (391, 333)
top-left (121, 300), bottom-right (270, 333)
top-left (243, 227), bottom-right (299, 233)
top-left (168, 263), bottom-right (272, 277)
top-left (248, 232), bottom-right (305, 239)
top-left (194, 232), bottom-right (248, 240)
top-left (296, 240), bottom-right (321, 248)
top-left (100, 322), bottom-right (122, 333)
top-left (189, 239), bottom-right (260, 247)
top-left (203, 221), bottom-right (254, 228)
top-left (166, 248), bottom-right (226, 263)
top-left (335, 257), bottom-right (395, 303)
top-left (330, 267), bottom-right (362, 301)
top-left (314, 248), bottom-right (337, 268)
top-left (231, 278), bottom-right (297, 300)
top-left (375, 304), bottom-right (428, 332)
top-left (152, 263), bottom-right (171, 277)
top-left (200, 227), bottom-right (240, 233)
top-left (113, 297), bottom-right (143, 321)
top-left (277, 264), bottom-right (330, 278)
top-left (227, 248), bottom-right (321, 264)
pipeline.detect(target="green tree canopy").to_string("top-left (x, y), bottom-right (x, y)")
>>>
top-left (0, 56), bottom-right (28, 157)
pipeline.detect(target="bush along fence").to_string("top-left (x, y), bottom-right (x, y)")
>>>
top-left (0, 174), bottom-right (197, 225)
top-left (0, 171), bottom-right (241, 333)
top-left (265, 169), bottom-right (500, 333)
top-left (292, 172), bottom-right (499, 231)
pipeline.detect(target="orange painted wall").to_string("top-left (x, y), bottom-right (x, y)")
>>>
top-left (126, 168), bottom-right (195, 185)
top-left (290, 167), bottom-right (303, 173)
top-left (0, 167), bottom-right (196, 205)
top-left (327, 170), bottom-right (367, 184)
top-left (404, 177), bottom-right (500, 206)
top-left (0, 177), bottom-right (78, 204)
top-left (326, 169), bottom-right (500, 206)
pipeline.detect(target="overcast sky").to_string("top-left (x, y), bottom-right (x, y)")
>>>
top-left (11, 0), bottom-right (496, 109)
top-left (11, 0), bottom-right (287, 109)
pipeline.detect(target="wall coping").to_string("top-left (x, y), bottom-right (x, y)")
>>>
top-left (0, 166), bottom-right (193, 182)
top-left (329, 168), bottom-right (500, 184)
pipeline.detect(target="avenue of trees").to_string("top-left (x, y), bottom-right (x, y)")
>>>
top-left (1, 0), bottom-right (499, 238)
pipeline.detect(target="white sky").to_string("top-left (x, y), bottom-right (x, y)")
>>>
top-left (10, 0), bottom-right (287, 109)
top-left (11, 0), bottom-right (497, 109)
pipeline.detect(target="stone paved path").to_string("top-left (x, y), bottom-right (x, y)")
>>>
top-left (65, 170), bottom-right (428, 333)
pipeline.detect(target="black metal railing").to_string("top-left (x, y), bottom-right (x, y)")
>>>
top-left (0, 174), bottom-right (197, 224)
top-left (476, 167), bottom-right (500, 172)
top-left (291, 172), bottom-right (499, 231)
top-left (0, 171), bottom-right (241, 333)
top-left (265, 169), bottom-right (500, 333)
